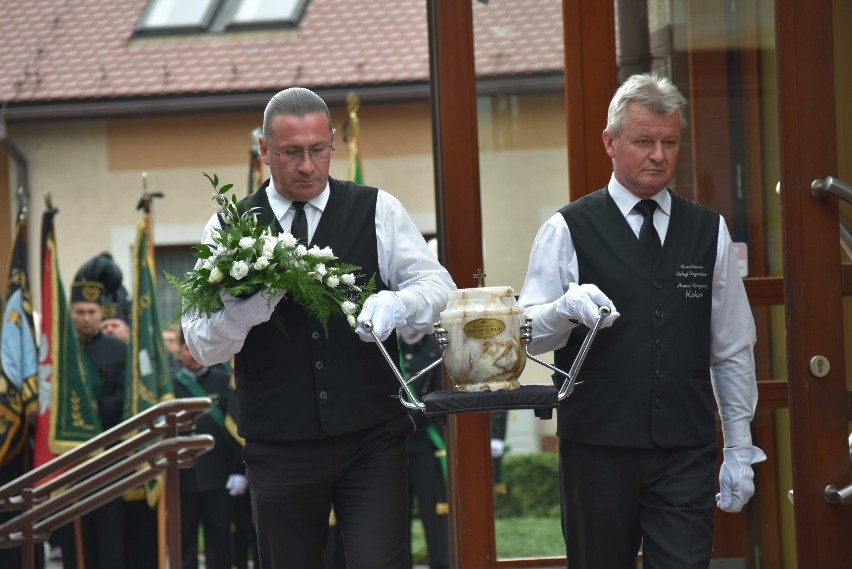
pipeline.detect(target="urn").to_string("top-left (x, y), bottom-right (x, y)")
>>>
top-left (438, 286), bottom-right (526, 392)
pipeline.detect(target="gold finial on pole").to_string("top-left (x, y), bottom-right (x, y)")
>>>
top-left (473, 269), bottom-right (486, 287)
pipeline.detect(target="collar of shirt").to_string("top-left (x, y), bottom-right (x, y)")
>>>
top-left (607, 173), bottom-right (671, 241)
top-left (266, 179), bottom-right (331, 231)
top-left (181, 366), bottom-right (209, 380)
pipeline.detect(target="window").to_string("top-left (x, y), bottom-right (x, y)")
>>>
top-left (137, 0), bottom-right (309, 34)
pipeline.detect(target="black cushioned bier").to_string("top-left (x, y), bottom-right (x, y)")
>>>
top-left (420, 384), bottom-right (559, 419)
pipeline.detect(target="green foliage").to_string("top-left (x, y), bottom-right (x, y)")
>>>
top-left (494, 452), bottom-right (561, 519)
top-left (165, 172), bottom-right (375, 332)
top-left (495, 516), bottom-right (565, 558)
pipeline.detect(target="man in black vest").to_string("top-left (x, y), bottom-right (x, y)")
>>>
top-left (518, 73), bottom-right (766, 569)
top-left (182, 87), bottom-right (455, 569)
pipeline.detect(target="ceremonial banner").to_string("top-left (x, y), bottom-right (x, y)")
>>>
top-left (123, 218), bottom-right (173, 420)
top-left (0, 216), bottom-right (39, 469)
top-left (33, 206), bottom-right (101, 468)
top-left (248, 127), bottom-right (264, 195)
top-left (345, 92), bottom-right (364, 184)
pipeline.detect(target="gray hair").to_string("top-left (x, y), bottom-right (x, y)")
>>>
top-left (262, 87), bottom-right (333, 140)
top-left (605, 72), bottom-right (687, 138)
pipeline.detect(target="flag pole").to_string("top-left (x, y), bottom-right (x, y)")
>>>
top-left (135, 173), bottom-right (168, 569)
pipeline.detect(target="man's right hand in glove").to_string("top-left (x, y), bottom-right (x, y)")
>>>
top-left (556, 283), bottom-right (619, 329)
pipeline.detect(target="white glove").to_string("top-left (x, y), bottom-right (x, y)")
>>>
top-left (491, 439), bottom-right (505, 459)
top-left (556, 283), bottom-right (620, 329)
top-left (226, 474), bottom-right (248, 496)
top-left (355, 290), bottom-right (407, 343)
top-left (716, 445), bottom-right (767, 512)
top-left (220, 289), bottom-right (283, 334)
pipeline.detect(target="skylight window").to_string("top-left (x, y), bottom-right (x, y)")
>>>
top-left (137, 0), bottom-right (308, 34)
top-left (139, 0), bottom-right (217, 29)
top-left (232, 0), bottom-right (304, 24)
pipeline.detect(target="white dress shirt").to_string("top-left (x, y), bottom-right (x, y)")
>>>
top-left (518, 173), bottom-right (758, 447)
top-left (183, 179), bottom-right (456, 365)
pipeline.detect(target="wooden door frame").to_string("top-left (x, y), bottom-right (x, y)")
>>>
top-left (776, 0), bottom-right (852, 565)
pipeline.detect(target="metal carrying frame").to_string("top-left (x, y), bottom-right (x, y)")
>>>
top-left (364, 306), bottom-right (610, 417)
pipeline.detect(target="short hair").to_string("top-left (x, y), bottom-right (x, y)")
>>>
top-left (605, 72), bottom-right (687, 138)
top-left (262, 87), bottom-right (333, 141)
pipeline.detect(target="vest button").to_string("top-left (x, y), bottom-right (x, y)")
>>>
top-left (655, 310), bottom-right (664, 318)
top-left (315, 361), bottom-right (324, 370)
top-left (654, 398), bottom-right (663, 408)
top-left (655, 369), bottom-right (664, 378)
top-left (312, 331), bottom-right (320, 340)
top-left (655, 338), bottom-right (664, 348)
top-left (654, 281), bottom-right (662, 289)
top-left (318, 390), bottom-right (328, 400)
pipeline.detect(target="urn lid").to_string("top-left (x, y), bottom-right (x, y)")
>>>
top-left (448, 285), bottom-right (515, 301)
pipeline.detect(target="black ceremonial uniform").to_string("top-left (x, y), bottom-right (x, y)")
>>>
top-left (403, 333), bottom-right (449, 569)
top-left (174, 364), bottom-right (243, 569)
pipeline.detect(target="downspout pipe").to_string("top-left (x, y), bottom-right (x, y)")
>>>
top-left (0, 109), bottom-right (29, 217)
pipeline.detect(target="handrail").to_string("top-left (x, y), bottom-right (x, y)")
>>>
top-left (0, 397), bottom-right (214, 569)
top-left (812, 176), bottom-right (852, 205)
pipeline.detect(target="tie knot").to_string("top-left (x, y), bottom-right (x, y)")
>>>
top-left (291, 201), bottom-right (307, 211)
top-left (635, 199), bottom-right (657, 217)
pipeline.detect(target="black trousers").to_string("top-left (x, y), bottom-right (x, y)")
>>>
top-left (180, 489), bottom-right (233, 569)
top-left (559, 439), bottom-right (717, 569)
top-left (407, 447), bottom-right (449, 569)
top-left (245, 415), bottom-right (414, 569)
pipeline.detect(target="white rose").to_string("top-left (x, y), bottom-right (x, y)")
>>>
top-left (277, 232), bottom-right (298, 248)
top-left (254, 256), bottom-right (270, 271)
top-left (230, 260), bottom-right (250, 280)
top-left (239, 236), bottom-right (256, 250)
top-left (308, 245), bottom-right (335, 260)
top-left (208, 266), bottom-right (224, 284)
top-left (294, 244), bottom-right (307, 257)
top-left (341, 301), bottom-right (358, 315)
top-left (326, 275), bottom-right (339, 288)
top-left (341, 273), bottom-right (356, 286)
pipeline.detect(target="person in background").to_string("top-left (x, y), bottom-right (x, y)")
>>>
top-left (174, 331), bottom-right (246, 569)
top-left (518, 72), bottom-right (765, 569)
top-left (100, 317), bottom-right (130, 342)
top-left (182, 87), bottom-right (455, 569)
top-left (162, 325), bottom-right (182, 375)
top-left (401, 330), bottom-right (449, 569)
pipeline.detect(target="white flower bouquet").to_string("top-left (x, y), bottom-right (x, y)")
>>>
top-left (167, 173), bottom-right (374, 331)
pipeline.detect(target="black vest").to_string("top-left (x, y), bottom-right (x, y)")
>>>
top-left (555, 188), bottom-right (719, 448)
top-left (233, 178), bottom-right (404, 441)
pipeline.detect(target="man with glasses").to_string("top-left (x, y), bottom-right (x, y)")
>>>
top-left (182, 87), bottom-right (455, 569)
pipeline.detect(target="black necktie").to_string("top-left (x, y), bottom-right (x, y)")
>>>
top-left (635, 199), bottom-right (661, 259)
top-left (290, 201), bottom-right (308, 243)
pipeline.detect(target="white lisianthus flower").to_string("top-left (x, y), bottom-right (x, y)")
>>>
top-left (294, 244), bottom-right (308, 257)
top-left (208, 266), bottom-right (224, 284)
top-left (215, 244), bottom-right (227, 255)
top-left (326, 275), bottom-right (339, 288)
top-left (254, 256), bottom-right (270, 271)
top-left (341, 273), bottom-right (356, 286)
top-left (239, 236), bottom-right (256, 250)
top-left (261, 235), bottom-right (277, 257)
top-left (277, 232), bottom-right (298, 248)
top-left (314, 264), bottom-right (327, 282)
top-left (230, 260), bottom-right (250, 280)
top-left (201, 257), bottom-right (215, 271)
top-left (347, 314), bottom-right (356, 328)
top-left (341, 301), bottom-right (358, 315)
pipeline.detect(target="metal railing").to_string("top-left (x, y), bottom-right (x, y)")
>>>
top-left (0, 397), bottom-right (215, 569)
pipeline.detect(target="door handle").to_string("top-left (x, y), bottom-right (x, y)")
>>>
top-left (812, 176), bottom-right (852, 205)
top-left (824, 483), bottom-right (852, 505)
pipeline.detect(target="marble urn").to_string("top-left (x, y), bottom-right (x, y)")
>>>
top-left (438, 286), bottom-right (526, 392)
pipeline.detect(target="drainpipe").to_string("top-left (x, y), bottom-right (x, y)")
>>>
top-left (0, 108), bottom-right (29, 216)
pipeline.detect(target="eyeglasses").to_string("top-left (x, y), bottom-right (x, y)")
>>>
top-left (269, 145), bottom-right (335, 167)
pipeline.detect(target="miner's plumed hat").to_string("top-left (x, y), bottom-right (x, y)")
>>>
top-left (73, 252), bottom-right (131, 322)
